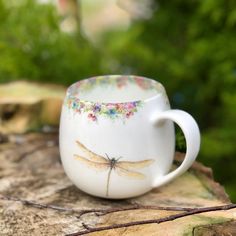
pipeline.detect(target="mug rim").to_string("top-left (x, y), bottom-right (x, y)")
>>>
top-left (66, 75), bottom-right (166, 105)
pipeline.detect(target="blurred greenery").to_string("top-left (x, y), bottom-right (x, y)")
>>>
top-left (0, 0), bottom-right (235, 201)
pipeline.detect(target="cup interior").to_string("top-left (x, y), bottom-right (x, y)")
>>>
top-left (68, 75), bottom-right (164, 103)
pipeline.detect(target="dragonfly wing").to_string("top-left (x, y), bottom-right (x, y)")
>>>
top-left (76, 140), bottom-right (107, 163)
top-left (74, 154), bottom-right (109, 171)
top-left (115, 167), bottom-right (146, 179)
top-left (117, 159), bottom-right (155, 169)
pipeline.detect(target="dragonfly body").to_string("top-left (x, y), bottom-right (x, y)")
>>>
top-left (110, 158), bottom-right (117, 169)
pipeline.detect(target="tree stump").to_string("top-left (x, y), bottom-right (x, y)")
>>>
top-left (0, 81), bottom-right (65, 134)
top-left (0, 133), bottom-right (235, 236)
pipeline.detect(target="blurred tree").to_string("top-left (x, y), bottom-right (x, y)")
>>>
top-left (0, 0), bottom-right (102, 84)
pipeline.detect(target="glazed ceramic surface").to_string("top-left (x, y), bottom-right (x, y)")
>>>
top-left (59, 75), bottom-right (200, 199)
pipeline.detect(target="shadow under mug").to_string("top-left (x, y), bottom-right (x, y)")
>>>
top-left (59, 75), bottom-right (200, 199)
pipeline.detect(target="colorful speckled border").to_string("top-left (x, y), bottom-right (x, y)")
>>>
top-left (65, 97), bottom-right (142, 121)
top-left (64, 75), bottom-right (163, 122)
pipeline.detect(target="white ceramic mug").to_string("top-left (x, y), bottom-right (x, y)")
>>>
top-left (59, 75), bottom-right (200, 199)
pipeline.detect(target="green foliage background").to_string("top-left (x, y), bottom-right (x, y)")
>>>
top-left (0, 0), bottom-right (235, 200)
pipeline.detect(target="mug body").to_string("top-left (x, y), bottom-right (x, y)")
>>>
top-left (59, 75), bottom-right (175, 199)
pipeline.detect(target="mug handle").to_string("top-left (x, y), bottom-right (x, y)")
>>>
top-left (150, 109), bottom-right (201, 187)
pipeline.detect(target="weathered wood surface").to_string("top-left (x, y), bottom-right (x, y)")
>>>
top-left (0, 133), bottom-right (235, 236)
top-left (0, 81), bottom-right (66, 133)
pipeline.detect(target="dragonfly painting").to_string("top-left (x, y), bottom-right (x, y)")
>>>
top-left (74, 140), bottom-right (155, 196)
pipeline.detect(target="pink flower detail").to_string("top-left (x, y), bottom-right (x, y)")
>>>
top-left (115, 103), bottom-right (123, 111)
top-left (107, 103), bottom-right (116, 109)
top-left (117, 76), bottom-right (128, 88)
top-left (88, 113), bottom-right (97, 121)
top-left (124, 103), bottom-right (135, 109)
top-left (126, 111), bottom-right (134, 118)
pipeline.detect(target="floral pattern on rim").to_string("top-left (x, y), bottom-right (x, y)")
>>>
top-left (65, 96), bottom-right (142, 122)
top-left (64, 75), bottom-right (163, 122)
